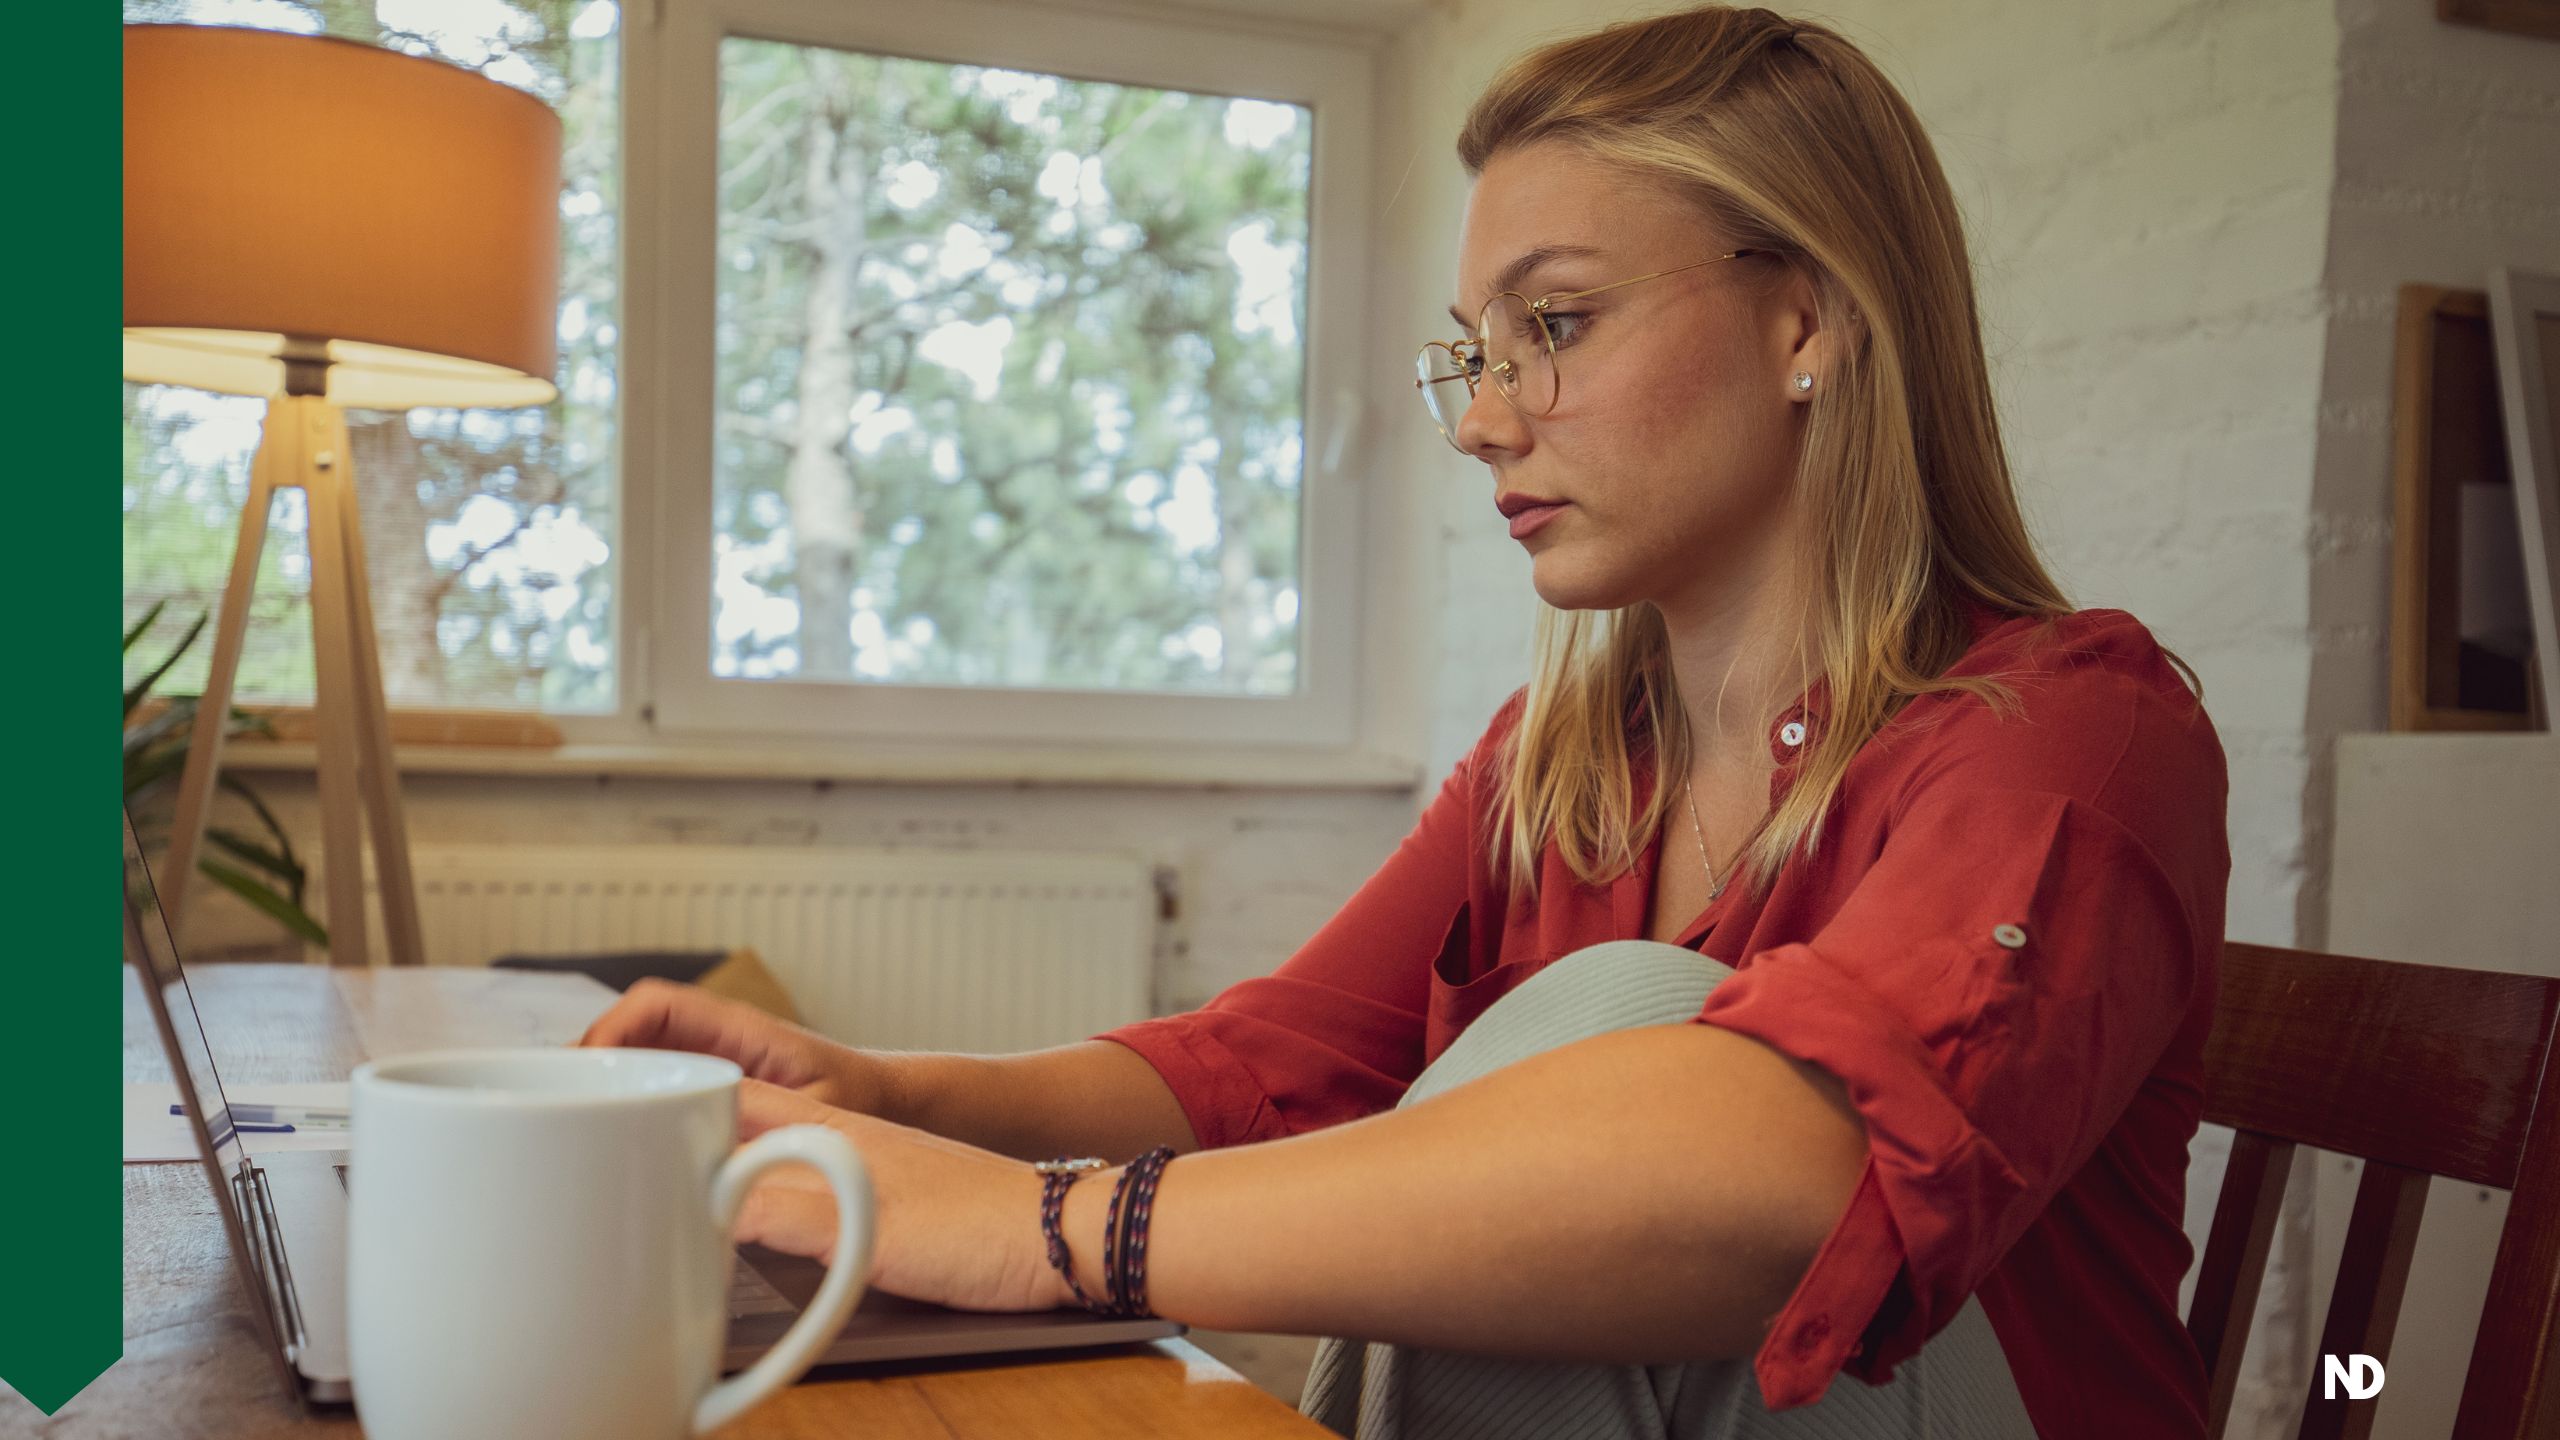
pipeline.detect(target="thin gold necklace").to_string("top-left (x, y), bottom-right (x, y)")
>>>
top-left (1683, 776), bottom-right (1727, 901)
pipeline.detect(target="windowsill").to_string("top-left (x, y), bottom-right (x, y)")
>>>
top-left (214, 738), bottom-right (1427, 792)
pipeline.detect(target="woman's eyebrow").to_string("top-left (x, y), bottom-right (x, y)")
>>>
top-left (1447, 243), bottom-right (1608, 327)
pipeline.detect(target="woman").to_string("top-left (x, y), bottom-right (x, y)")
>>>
top-left (581, 8), bottom-right (2229, 1437)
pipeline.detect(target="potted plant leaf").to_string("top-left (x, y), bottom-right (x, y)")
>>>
top-left (124, 599), bottom-right (328, 949)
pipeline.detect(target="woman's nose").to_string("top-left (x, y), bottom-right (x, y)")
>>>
top-left (1454, 381), bottom-right (1528, 460)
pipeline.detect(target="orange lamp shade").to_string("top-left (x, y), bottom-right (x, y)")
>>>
top-left (123, 24), bottom-right (563, 411)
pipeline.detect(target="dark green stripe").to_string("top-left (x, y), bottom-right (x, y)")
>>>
top-left (0, 3), bottom-right (125, 1418)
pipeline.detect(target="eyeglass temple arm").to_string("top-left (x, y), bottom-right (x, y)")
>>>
top-left (1535, 248), bottom-right (1767, 309)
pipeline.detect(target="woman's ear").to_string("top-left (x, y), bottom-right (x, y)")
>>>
top-left (1773, 263), bottom-right (1853, 403)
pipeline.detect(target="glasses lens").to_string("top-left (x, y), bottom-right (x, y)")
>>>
top-left (1480, 294), bottom-right (1558, 416)
top-left (1417, 344), bottom-right (1474, 448)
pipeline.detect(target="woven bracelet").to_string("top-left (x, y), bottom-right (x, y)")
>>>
top-left (1037, 1162), bottom-right (1110, 1312)
top-left (1111, 1146), bottom-right (1178, 1319)
top-left (1098, 1157), bottom-right (1146, 1315)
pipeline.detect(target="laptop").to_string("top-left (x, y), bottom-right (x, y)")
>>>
top-left (121, 810), bottom-right (1183, 1407)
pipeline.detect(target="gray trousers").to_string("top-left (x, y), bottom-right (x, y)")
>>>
top-left (1299, 940), bottom-right (2039, 1440)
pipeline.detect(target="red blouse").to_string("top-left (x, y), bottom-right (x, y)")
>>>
top-left (1096, 597), bottom-right (2228, 1439)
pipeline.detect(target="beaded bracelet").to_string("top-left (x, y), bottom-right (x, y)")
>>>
top-left (1036, 1148), bottom-right (1178, 1318)
top-left (1035, 1158), bottom-right (1109, 1311)
top-left (1099, 1157), bottom-right (1143, 1314)
top-left (1111, 1146), bottom-right (1177, 1319)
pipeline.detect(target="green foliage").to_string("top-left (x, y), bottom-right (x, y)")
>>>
top-left (712, 47), bottom-right (1311, 692)
top-left (122, 0), bottom-right (619, 715)
top-left (123, 1), bottom-right (1313, 715)
top-left (122, 602), bottom-right (328, 950)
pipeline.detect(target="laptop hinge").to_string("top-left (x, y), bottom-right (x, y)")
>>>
top-left (234, 1161), bottom-right (308, 1359)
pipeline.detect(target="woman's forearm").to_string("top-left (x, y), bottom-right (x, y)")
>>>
top-left (869, 1039), bottom-right (1201, 1163)
top-left (1060, 1023), bottom-right (1870, 1364)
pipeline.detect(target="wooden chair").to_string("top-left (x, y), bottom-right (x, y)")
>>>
top-left (2186, 941), bottom-right (2560, 1439)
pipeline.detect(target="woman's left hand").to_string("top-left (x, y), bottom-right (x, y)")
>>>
top-left (731, 1077), bottom-right (1074, 1313)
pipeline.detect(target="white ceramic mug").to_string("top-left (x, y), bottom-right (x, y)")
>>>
top-left (347, 1048), bottom-right (873, 1440)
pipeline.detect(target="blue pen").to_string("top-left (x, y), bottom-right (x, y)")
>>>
top-left (171, 1101), bottom-right (349, 1129)
top-left (170, 1107), bottom-right (297, 1133)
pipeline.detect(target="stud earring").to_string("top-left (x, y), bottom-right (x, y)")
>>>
top-left (1792, 372), bottom-right (1813, 393)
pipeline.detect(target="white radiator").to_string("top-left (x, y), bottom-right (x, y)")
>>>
top-left (319, 844), bottom-right (1161, 1054)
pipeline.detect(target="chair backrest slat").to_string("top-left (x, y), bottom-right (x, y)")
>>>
top-left (2451, 1020), bottom-right (2560, 1440)
top-left (2299, 1160), bottom-right (2429, 1440)
top-left (2193, 942), bottom-right (2560, 1440)
top-left (2191, 1130), bottom-right (2296, 1439)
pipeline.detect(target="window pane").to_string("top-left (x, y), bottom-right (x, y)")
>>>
top-left (121, 0), bottom-right (621, 713)
top-left (712, 42), bottom-right (1309, 695)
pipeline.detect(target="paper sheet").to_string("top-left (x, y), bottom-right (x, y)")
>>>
top-left (123, 1081), bottom-right (353, 1162)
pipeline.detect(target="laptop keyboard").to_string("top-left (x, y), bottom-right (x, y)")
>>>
top-left (336, 1160), bottom-right (798, 1321)
top-left (728, 1259), bottom-right (797, 1318)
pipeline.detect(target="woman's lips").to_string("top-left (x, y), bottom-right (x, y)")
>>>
top-left (1508, 502), bottom-right (1569, 539)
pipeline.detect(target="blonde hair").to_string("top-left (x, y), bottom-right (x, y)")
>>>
top-left (1463, 6), bottom-right (2199, 902)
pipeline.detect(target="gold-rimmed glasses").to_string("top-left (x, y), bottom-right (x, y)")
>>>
top-left (1415, 248), bottom-right (1768, 454)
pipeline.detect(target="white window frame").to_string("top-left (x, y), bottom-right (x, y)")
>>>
top-left (619, 0), bottom-right (1378, 750)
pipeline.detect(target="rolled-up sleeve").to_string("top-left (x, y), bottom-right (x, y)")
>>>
top-left (1693, 679), bottom-right (2220, 1408)
top-left (1093, 695), bottom-right (1521, 1151)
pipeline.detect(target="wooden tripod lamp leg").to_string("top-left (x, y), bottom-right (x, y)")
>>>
top-left (325, 404), bottom-right (427, 968)
top-left (158, 394), bottom-right (431, 968)
top-left (295, 398), bottom-right (374, 969)
top-left (159, 406), bottom-right (286, 939)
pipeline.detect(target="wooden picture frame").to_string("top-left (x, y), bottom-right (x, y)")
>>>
top-left (2391, 284), bottom-right (2545, 731)
top-left (2438, 0), bottom-right (2560, 43)
top-left (2488, 268), bottom-right (2560, 728)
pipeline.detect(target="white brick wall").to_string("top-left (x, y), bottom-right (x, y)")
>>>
top-left (2306, 0), bottom-right (2560, 953)
top-left (2284, 14), bottom-right (2560, 1432)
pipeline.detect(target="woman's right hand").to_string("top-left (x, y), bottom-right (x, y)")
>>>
top-left (576, 978), bottom-right (888, 1113)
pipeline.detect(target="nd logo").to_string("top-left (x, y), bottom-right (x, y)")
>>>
top-left (2323, 1354), bottom-right (2386, 1400)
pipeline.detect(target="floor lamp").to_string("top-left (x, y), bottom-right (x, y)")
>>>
top-left (123, 26), bottom-right (562, 966)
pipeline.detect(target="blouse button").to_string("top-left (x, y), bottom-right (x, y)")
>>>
top-left (1993, 923), bottom-right (2028, 949)
top-left (1795, 1315), bottom-right (1832, 1354)
top-left (1779, 720), bottom-right (1807, 747)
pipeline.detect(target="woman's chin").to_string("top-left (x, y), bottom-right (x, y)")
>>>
top-left (1527, 552), bottom-right (1639, 612)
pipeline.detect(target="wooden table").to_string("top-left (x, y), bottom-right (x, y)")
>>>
top-left (34, 964), bottom-right (1328, 1439)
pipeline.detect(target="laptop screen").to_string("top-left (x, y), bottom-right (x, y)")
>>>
top-left (123, 808), bottom-right (247, 1172)
top-left (124, 807), bottom-right (302, 1391)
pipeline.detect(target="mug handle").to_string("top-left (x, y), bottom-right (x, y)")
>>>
top-left (691, 1123), bottom-right (876, 1435)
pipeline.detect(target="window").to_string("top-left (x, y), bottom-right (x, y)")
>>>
top-left (122, 0), bottom-right (1376, 754)
top-left (642, 0), bottom-right (1371, 747)
top-left (710, 45), bottom-right (1312, 698)
top-left (121, 0), bottom-right (623, 714)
